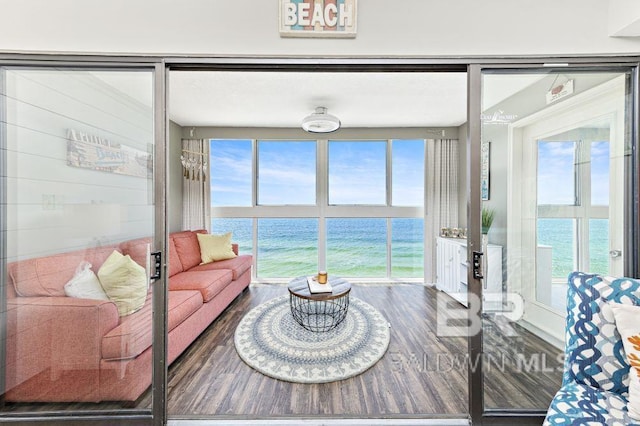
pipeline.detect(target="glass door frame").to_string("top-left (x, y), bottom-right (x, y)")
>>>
top-left (1, 53), bottom-right (638, 426)
top-left (0, 56), bottom-right (167, 426)
top-left (468, 61), bottom-right (640, 425)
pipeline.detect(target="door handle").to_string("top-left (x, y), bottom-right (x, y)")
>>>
top-left (609, 249), bottom-right (622, 259)
top-left (150, 251), bottom-right (162, 280)
top-left (473, 251), bottom-right (484, 280)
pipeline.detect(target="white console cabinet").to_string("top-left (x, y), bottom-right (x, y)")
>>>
top-left (436, 237), bottom-right (503, 310)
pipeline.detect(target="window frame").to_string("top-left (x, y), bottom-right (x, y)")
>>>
top-left (537, 138), bottom-right (610, 279)
top-left (210, 138), bottom-right (426, 280)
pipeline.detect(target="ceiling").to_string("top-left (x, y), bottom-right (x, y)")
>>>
top-left (165, 71), bottom-right (546, 129)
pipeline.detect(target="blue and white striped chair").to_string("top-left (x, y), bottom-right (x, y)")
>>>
top-left (544, 271), bottom-right (640, 425)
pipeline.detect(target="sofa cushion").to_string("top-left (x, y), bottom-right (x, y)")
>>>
top-left (196, 232), bottom-right (237, 263)
top-left (101, 290), bottom-right (203, 361)
top-left (189, 255), bottom-right (252, 281)
top-left (169, 270), bottom-right (233, 303)
top-left (544, 382), bottom-right (632, 425)
top-left (98, 251), bottom-right (148, 317)
top-left (168, 238), bottom-right (184, 277)
top-left (119, 237), bottom-right (152, 270)
top-left (609, 302), bottom-right (640, 421)
top-left (121, 236), bottom-right (184, 278)
top-left (564, 273), bottom-right (640, 394)
top-left (171, 231), bottom-right (202, 271)
top-left (9, 245), bottom-right (119, 297)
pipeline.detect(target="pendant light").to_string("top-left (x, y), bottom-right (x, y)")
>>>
top-left (301, 107), bottom-right (341, 133)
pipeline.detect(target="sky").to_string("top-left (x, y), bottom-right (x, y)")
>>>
top-left (537, 139), bottom-right (609, 206)
top-left (210, 139), bottom-right (425, 207)
top-left (211, 137), bottom-right (610, 208)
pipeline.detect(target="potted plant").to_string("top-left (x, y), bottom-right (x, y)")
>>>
top-left (481, 207), bottom-right (495, 235)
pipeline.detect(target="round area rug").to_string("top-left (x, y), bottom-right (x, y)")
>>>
top-left (234, 295), bottom-right (390, 383)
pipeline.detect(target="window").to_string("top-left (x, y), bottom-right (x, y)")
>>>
top-left (391, 218), bottom-right (424, 277)
top-left (258, 141), bottom-right (316, 205)
top-left (210, 139), bottom-right (252, 206)
top-left (328, 141), bottom-right (386, 205)
top-left (326, 218), bottom-right (387, 277)
top-left (392, 139), bottom-right (425, 206)
top-left (257, 218), bottom-right (318, 277)
top-left (591, 141), bottom-right (610, 206)
top-left (537, 141), bottom-right (576, 205)
top-left (589, 218), bottom-right (609, 275)
top-left (536, 130), bottom-right (611, 280)
top-left (536, 218), bottom-right (576, 279)
top-left (210, 138), bottom-right (425, 280)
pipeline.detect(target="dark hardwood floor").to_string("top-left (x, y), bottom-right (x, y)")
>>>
top-left (165, 284), bottom-right (469, 417)
top-left (2, 283), bottom-right (563, 418)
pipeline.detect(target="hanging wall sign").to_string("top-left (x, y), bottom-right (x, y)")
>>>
top-left (279, 0), bottom-right (357, 38)
top-left (66, 129), bottom-right (152, 178)
top-left (546, 79), bottom-right (574, 104)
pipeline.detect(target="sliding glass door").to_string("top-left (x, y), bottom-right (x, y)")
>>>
top-left (0, 52), bottom-right (637, 426)
top-left (0, 63), bottom-right (165, 424)
top-left (474, 66), bottom-right (633, 418)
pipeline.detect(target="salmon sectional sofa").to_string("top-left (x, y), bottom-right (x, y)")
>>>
top-left (4, 229), bottom-right (252, 403)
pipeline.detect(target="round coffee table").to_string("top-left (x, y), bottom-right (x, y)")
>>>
top-left (287, 276), bottom-right (351, 332)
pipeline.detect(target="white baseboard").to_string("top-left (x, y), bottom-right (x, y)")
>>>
top-left (518, 319), bottom-right (565, 350)
top-left (169, 419), bottom-right (470, 426)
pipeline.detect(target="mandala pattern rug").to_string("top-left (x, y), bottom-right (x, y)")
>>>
top-left (234, 295), bottom-right (390, 383)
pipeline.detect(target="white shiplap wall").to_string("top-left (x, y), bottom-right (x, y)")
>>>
top-left (4, 69), bottom-right (154, 261)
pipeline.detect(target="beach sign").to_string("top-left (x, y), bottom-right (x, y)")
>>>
top-left (280, 0), bottom-right (357, 38)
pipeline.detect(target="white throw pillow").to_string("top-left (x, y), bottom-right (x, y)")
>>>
top-left (609, 302), bottom-right (640, 420)
top-left (64, 261), bottom-right (109, 300)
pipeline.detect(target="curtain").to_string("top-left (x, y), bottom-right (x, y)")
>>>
top-left (181, 139), bottom-right (209, 231)
top-left (425, 138), bottom-right (459, 284)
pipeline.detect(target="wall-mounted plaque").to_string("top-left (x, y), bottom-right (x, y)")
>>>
top-left (279, 0), bottom-right (357, 38)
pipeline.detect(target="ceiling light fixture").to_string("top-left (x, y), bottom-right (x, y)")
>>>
top-left (301, 107), bottom-right (341, 133)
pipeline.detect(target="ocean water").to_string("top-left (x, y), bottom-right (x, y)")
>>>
top-left (212, 217), bottom-right (610, 279)
top-left (537, 218), bottom-right (609, 277)
top-left (211, 217), bottom-right (424, 278)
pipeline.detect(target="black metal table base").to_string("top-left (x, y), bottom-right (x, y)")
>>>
top-left (289, 293), bottom-right (350, 332)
